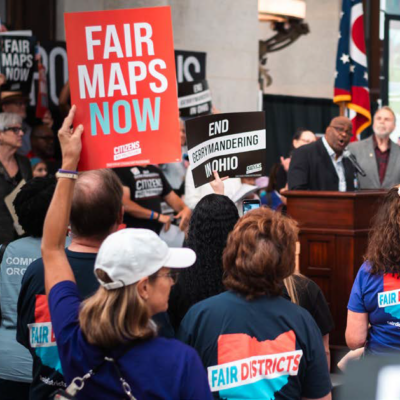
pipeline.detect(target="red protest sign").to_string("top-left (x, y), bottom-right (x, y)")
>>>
top-left (64, 7), bottom-right (180, 171)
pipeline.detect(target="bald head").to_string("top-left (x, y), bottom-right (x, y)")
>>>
top-left (70, 169), bottom-right (123, 240)
top-left (325, 116), bottom-right (353, 156)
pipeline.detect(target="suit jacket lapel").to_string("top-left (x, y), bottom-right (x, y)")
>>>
top-left (317, 139), bottom-right (339, 182)
top-left (383, 140), bottom-right (400, 187)
top-left (343, 158), bottom-right (355, 190)
top-left (362, 137), bottom-right (380, 188)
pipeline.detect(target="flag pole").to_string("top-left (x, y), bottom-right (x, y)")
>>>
top-left (339, 101), bottom-right (346, 117)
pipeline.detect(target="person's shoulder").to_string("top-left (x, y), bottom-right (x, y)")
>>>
top-left (359, 260), bottom-right (373, 275)
top-left (390, 138), bottom-right (400, 153)
top-left (348, 136), bottom-right (372, 151)
top-left (145, 337), bottom-right (200, 360)
top-left (5, 236), bottom-right (33, 251)
top-left (14, 153), bottom-right (30, 165)
top-left (292, 140), bottom-right (320, 158)
top-left (274, 293), bottom-right (316, 321)
top-left (183, 292), bottom-right (232, 320)
top-left (291, 274), bottom-right (320, 298)
top-left (23, 256), bottom-right (44, 278)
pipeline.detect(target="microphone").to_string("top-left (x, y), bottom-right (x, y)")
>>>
top-left (343, 149), bottom-right (366, 177)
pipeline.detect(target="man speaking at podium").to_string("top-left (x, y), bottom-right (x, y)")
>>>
top-left (288, 116), bottom-right (356, 191)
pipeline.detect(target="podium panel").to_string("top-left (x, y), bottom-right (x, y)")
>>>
top-left (285, 190), bottom-right (386, 345)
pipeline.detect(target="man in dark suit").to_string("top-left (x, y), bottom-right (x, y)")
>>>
top-left (288, 116), bottom-right (356, 191)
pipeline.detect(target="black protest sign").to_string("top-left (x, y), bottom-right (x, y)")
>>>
top-left (186, 112), bottom-right (266, 188)
top-left (178, 79), bottom-right (212, 117)
top-left (30, 41), bottom-right (68, 110)
top-left (175, 50), bottom-right (206, 83)
top-left (0, 35), bottom-right (36, 93)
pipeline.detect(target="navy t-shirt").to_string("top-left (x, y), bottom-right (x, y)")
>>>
top-left (48, 280), bottom-right (212, 400)
top-left (178, 291), bottom-right (331, 399)
top-left (348, 262), bottom-right (400, 354)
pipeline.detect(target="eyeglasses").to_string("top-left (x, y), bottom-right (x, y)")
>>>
top-left (2, 126), bottom-right (25, 135)
top-left (34, 136), bottom-right (54, 141)
top-left (329, 125), bottom-right (352, 137)
top-left (154, 271), bottom-right (179, 284)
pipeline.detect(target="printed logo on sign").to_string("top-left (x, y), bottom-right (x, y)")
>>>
top-left (208, 331), bottom-right (302, 399)
top-left (378, 289), bottom-right (400, 308)
top-left (114, 141), bottom-right (141, 161)
top-left (28, 322), bottom-right (57, 348)
top-left (379, 274), bottom-right (400, 320)
top-left (208, 350), bottom-right (303, 392)
top-left (246, 163), bottom-right (262, 174)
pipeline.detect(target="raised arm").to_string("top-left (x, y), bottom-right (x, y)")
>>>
top-left (42, 105), bottom-right (83, 295)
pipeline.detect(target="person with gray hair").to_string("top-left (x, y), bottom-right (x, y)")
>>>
top-left (348, 106), bottom-right (400, 188)
top-left (0, 112), bottom-right (32, 243)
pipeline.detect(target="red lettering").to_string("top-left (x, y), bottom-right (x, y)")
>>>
top-left (293, 354), bottom-right (301, 372)
top-left (265, 359), bottom-right (273, 375)
top-left (257, 359), bottom-right (265, 375)
top-left (398, 290), bottom-right (400, 303)
top-left (241, 362), bottom-right (249, 380)
top-left (272, 357), bottom-right (278, 373)
top-left (286, 355), bottom-right (294, 371)
top-left (51, 328), bottom-right (56, 342)
top-left (277, 357), bottom-right (286, 372)
top-left (251, 360), bottom-right (257, 377)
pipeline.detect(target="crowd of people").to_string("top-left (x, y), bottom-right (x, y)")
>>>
top-left (0, 45), bottom-right (399, 398)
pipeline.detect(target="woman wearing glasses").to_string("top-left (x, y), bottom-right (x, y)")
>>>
top-left (0, 113), bottom-right (32, 244)
top-left (40, 107), bottom-right (212, 399)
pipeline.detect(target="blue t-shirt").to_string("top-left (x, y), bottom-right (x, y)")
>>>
top-left (178, 291), bottom-right (331, 400)
top-left (348, 262), bottom-right (400, 354)
top-left (48, 280), bottom-right (212, 400)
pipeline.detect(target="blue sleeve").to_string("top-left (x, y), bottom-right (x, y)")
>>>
top-left (48, 280), bottom-right (82, 344)
top-left (348, 264), bottom-right (368, 313)
top-left (180, 347), bottom-right (212, 399)
top-left (302, 316), bottom-right (332, 398)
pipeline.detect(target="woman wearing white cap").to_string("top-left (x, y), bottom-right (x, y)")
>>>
top-left (40, 106), bottom-right (212, 399)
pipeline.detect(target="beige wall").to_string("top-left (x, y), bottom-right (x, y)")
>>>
top-left (259, 0), bottom-right (341, 99)
top-left (56, 0), bottom-right (259, 113)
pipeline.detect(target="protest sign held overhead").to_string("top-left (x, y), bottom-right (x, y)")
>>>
top-left (64, 7), bottom-right (180, 171)
top-left (178, 79), bottom-right (212, 117)
top-left (175, 50), bottom-right (206, 83)
top-left (0, 35), bottom-right (36, 93)
top-left (186, 112), bottom-right (266, 188)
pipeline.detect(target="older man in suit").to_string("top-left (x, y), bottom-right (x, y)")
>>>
top-left (348, 107), bottom-right (400, 189)
top-left (288, 116), bottom-right (356, 191)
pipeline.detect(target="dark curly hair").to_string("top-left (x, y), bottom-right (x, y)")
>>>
top-left (223, 207), bottom-right (298, 299)
top-left (168, 194), bottom-right (239, 330)
top-left (13, 177), bottom-right (56, 237)
top-left (365, 186), bottom-right (400, 275)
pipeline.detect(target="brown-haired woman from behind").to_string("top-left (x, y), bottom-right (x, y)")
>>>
top-left (346, 185), bottom-right (400, 355)
top-left (178, 207), bottom-right (332, 400)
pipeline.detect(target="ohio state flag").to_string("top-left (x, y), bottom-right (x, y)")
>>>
top-left (333, 0), bottom-right (371, 140)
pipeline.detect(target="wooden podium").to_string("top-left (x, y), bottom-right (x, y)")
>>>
top-left (285, 190), bottom-right (386, 345)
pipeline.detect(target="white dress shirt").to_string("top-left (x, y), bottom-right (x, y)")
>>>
top-left (322, 137), bottom-right (346, 192)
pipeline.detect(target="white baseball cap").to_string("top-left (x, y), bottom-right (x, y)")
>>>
top-left (94, 228), bottom-right (196, 290)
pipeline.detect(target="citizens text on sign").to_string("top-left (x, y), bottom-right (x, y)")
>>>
top-left (64, 7), bottom-right (180, 170)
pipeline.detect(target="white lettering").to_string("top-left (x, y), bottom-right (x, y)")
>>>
top-left (85, 26), bottom-right (102, 60)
